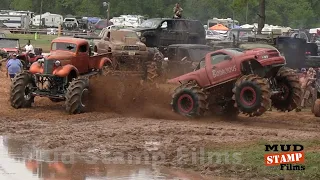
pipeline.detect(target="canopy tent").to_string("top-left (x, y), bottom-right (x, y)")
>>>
top-left (86, 17), bottom-right (101, 24)
top-left (209, 24), bottom-right (229, 31)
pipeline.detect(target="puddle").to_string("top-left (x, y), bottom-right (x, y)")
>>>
top-left (0, 136), bottom-right (220, 180)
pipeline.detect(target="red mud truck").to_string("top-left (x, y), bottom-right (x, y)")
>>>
top-left (10, 37), bottom-right (108, 114)
top-left (168, 48), bottom-right (301, 117)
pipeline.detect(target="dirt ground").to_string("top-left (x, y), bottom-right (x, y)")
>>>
top-left (0, 64), bottom-right (319, 179)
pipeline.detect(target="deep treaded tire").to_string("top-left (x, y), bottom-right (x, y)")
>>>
top-left (65, 78), bottom-right (89, 114)
top-left (171, 82), bottom-right (208, 118)
top-left (10, 71), bottom-right (35, 108)
top-left (232, 74), bottom-right (271, 117)
top-left (271, 67), bottom-right (301, 111)
top-left (312, 99), bottom-right (320, 117)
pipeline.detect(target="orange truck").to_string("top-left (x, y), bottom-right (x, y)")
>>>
top-left (9, 37), bottom-right (109, 114)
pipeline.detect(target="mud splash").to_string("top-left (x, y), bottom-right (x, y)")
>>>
top-left (88, 75), bottom-right (185, 120)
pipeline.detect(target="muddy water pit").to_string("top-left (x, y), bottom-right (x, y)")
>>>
top-left (0, 136), bottom-right (221, 180)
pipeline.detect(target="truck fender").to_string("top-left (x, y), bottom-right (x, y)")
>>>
top-left (29, 62), bottom-right (44, 74)
top-left (142, 31), bottom-right (155, 38)
top-left (167, 73), bottom-right (203, 86)
top-left (53, 64), bottom-right (79, 77)
top-left (100, 57), bottom-right (112, 68)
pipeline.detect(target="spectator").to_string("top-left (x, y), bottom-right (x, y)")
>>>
top-left (173, 3), bottom-right (183, 19)
top-left (25, 40), bottom-right (35, 58)
top-left (296, 68), bottom-right (316, 111)
top-left (6, 53), bottom-right (22, 80)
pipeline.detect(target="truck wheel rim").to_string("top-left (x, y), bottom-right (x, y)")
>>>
top-left (80, 88), bottom-right (89, 107)
top-left (240, 87), bottom-right (257, 106)
top-left (177, 94), bottom-right (194, 113)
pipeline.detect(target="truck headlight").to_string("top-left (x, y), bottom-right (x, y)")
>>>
top-left (136, 32), bottom-right (141, 37)
top-left (54, 60), bottom-right (61, 66)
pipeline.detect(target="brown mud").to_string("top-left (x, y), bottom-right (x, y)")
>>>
top-left (0, 64), bottom-right (319, 179)
top-left (87, 75), bottom-right (184, 120)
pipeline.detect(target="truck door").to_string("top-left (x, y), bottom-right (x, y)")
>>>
top-left (77, 44), bottom-right (90, 74)
top-left (159, 20), bottom-right (176, 46)
top-left (172, 20), bottom-right (187, 44)
top-left (206, 53), bottom-right (237, 85)
top-left (97, 31), bottom-right (111, 54)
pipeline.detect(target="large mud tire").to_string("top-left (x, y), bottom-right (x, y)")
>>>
top-left (271, 67), bottom-right (301, 111)
top-left (171, 83), bottom-right (208, 118)
top-left (10, 71), bottom-right (35, 108)
top-left (312, 99), bottom-right (320, 117)
top-left (65, 78), bottom-right (89, 114)
top-left (232, 74), bottom-right (271, 117)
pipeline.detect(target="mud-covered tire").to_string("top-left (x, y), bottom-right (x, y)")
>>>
top-left (10, 71), bottom-right (35, 108)
top-left (271, 67), bottom-right (301, 111)
top-left (232, 74), bottom-right (271, 117)
top-left (312, 99), bottom-right (320, 117)
top-left (171, 83), bottom-right (208, 118)
top-left (65, 78), bottom-right (89, 114)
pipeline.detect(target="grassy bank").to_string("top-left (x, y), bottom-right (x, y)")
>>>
top-left (197, 140), bottom-right (320, 179)
top-left (6, 34), bottom-right (57, 52)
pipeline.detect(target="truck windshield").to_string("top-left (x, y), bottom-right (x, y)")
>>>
top-left (139, 19), bottom-right (161, 28)
top-left (0, 39), bottom-right (18, 48)
top-left (51, 42), bottom-right (77, 52)
top-left (65, 19), bottom-right (75, 22)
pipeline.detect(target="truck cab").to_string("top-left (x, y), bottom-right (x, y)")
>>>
top-left (30, 37), bottom-right (105, 77)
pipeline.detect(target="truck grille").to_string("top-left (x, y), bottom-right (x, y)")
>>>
top-left (123, 46), bottom-right (139, 51)
top-left (43, 60), bottom-right (54, 74)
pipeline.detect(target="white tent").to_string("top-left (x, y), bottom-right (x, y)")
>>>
top-left (309, 28), bottom-right (320, 34)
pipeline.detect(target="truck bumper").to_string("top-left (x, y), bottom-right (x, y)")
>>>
top-left (113, 51), bottom-right (148, 59)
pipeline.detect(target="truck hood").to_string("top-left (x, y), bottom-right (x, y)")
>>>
top-left (243, 48), bottom-right (273, 56)
top-left (46, 51), bottom-right (74, 60)
top-left (131, 27), bottom-right (155, 32)
top-left (110, 40), bottom-right (124, 46)
top-left (167, 70), bottom-right (199, 84)
top-left (1, 48), bottom-right (18, 52)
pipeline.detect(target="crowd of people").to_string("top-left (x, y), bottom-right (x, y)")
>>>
top-left (5, 40), bottom-right (35, 80)
top-left (296, 67), bottom-right (318, 111)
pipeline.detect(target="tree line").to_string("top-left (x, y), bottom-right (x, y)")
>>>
top-left (0, 0), bottom-right (319, 28)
